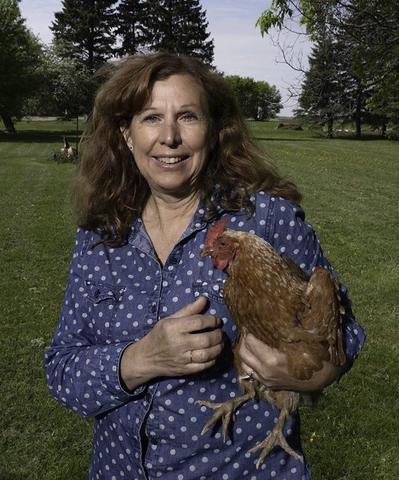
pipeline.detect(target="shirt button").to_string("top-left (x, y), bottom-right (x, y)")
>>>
top-left (150, 304), bottom-right (157, 314)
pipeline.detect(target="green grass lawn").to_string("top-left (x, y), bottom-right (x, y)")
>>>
top-left (1, 120), bottom-right (398, 479)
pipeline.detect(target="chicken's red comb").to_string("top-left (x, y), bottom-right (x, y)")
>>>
top-left (205, 219), bottom-right (228, 247)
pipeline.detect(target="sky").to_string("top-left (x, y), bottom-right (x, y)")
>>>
top-left (19, 0), bottom-right (312, 116)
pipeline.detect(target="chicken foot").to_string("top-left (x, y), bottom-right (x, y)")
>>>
top-left (249, 405), bottom-right (303, 469)
top-left (196, 392), bottom-right (253, 441)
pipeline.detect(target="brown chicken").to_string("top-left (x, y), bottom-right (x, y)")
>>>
top-left (197, 221), bottom-right (347, 468)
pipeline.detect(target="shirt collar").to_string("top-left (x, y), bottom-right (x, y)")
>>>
top-left (127, 198), bottom-right (229, 248)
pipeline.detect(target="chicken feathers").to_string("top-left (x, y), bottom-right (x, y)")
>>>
top-left (197, 224), bottom-right (346, 468)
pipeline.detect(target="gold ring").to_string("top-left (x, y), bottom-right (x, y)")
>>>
top-left (238, 369), bottom-right (255, 382)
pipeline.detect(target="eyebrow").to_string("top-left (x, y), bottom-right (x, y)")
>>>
top-left (180, 104), bottom-right (200, 109)
top-left (140, 104), bottom-right (201, 112)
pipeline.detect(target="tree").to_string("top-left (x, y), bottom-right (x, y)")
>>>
top-left (257, 0), bottom-right (399, 134)
top-left (297, 37), bottom-right (343, 136)
top-left (51, 0), bottom-right (117, 73)
top-left (0, 0), bottom-right (42, 133)
top-left (256, 82), bottom-right (282, 120)
top-left (149, 0), bottom-right (214, 64)
top-left (23, 44), bottom-right (92, 118)
top-left (224, 75), bottom-right (282, 120)
top-left (116, 0), bottom-right (153, 56)
top-left (225, 76), bottom-right (258, 119)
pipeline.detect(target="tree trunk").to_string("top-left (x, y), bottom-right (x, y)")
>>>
top-left (381, 123), bottom-right (387, 138)
top-left (355, 110), bottom-right (361, 138)
top-left (0, 111), bottom-right (16, 134)
top-left (327, 116), bottom-right (334, 138)
top-left (355, 88), bottom-right (362, 139)
top-left (88, 0), bottom-right (95, 73)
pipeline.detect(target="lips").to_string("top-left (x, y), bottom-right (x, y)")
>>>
top-left (152, 155), bottom-right (189, 166)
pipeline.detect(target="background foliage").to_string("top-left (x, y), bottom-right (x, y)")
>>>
top-left (0, 0), bottom-right (42, 132)
top-left (224, 75), bottom-right (282, 120)
top-left (0, 0), bottom-right (216, 131)
top-left (257, 0), bottom-right (399, 138)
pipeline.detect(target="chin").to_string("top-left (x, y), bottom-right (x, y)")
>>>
top-left (149, 171), bottom-right (203, 197)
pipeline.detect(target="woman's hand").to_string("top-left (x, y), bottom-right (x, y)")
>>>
top-left (120, 296), bottom-right (224, 390)
top-left (238, 332), bottom-right (341, 392)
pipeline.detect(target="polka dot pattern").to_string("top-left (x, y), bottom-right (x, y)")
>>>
top-left (45, 191), bottom-right (366, 479)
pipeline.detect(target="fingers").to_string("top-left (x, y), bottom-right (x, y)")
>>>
top-left (171, 296), bottom-right (208, 318)
top-left (238, 339), bottom-right (261, 372)
top-left (244, 333), bottom-right (275, 360)
top-left (186, 359), bottom-right (218, 374)
top-left (189, 343), bottom-right (224, 365)
top-left (165, 296), bottom-right (222, 335)
top-left (242, 333), bottom-right (286, 367)
top-left (164, 312), bottom-right (221, 336)
top-left (239, 362), bottom-right (259, 382)
top-left (237, 332), bottom-right (293, 389)
top-left (185, 313), bottom-right (222, 333)
top-left (189, 327), bottom-right (223, 349)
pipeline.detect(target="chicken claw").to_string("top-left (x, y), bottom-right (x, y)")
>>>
top-left (196, 393), bottom-right (252, 441)
top-left (249, 407), bottom-right (303, 469)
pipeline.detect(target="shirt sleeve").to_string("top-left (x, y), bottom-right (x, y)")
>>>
top-left (44, 228), bottom-right (146, 418)
top-left (257, 193), bottom-right (366, 374)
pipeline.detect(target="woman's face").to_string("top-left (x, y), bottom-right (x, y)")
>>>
top-left (126, 74), bottom-right (211, 198)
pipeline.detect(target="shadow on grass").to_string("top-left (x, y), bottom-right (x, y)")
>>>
top-left (254, 137), bottom-right (314, 142)
top-left (0, 130), bottom-right (82, 144)
top-left (332, 134), bottom-right (392, 141)
top-left (305, 131), bottom-right (391, 141)
top-left (255, 134), bottom-right (392, 142)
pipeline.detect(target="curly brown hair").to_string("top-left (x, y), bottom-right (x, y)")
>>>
top-left (75, 52), bottom-right (301, 245)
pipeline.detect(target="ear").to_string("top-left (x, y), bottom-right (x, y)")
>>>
top-left (120, 126), bottom-right (134, 152)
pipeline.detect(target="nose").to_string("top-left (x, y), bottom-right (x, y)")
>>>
top-left (159, 118), bottom-right (182, 147)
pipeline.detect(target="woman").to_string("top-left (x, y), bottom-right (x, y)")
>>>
top-left (45, 53), bottom-right (365, 479)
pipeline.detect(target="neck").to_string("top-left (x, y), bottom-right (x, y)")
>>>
top-left (143, 191), bottom-right (200, 227)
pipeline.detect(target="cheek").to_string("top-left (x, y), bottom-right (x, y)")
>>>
top-left (130, 123), bottom-right (155, 154)
top-left (184, 126), bottom-right (209, 152)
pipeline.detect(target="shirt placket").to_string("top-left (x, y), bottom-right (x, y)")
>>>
top-left (127, 215), bottom-right (211, 477)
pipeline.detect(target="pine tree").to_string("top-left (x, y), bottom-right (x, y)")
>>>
top-left (298, 37), bottom-right (343, 137)
top-left (116, 0), bottom-right (153, 56)
top-left (149, 0), bottom-right (214, 64)
top-left (51, 0), bottom-right (117, 73)
top-left (259, 1), bottom-right (399, 135)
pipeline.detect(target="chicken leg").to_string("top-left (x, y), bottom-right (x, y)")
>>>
top-left (248, 387), bottom-right (303, 468)
top-left (196, 391), bottom-right (254, 441)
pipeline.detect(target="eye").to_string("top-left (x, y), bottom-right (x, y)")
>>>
top-left (142, 114), bottom-right (161, 123)
top-left (180, 111), bottom-right (198, 122)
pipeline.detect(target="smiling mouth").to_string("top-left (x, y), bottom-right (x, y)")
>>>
top-left (153, 155), bottom-right (189, 166)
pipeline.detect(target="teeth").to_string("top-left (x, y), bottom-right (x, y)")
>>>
top-left (155, 156), bottom-right (187, 164)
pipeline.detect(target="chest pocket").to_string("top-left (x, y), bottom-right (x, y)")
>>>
top-left (84, 282), bottom-right (126, 342)
top-left (192, 279), bottom-right (226, 304)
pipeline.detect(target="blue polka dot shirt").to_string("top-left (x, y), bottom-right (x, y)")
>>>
top-left (45, 191), bottom-right (366, 480)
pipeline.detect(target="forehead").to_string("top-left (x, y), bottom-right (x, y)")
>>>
top-left (145, 74), bottom-right (207, 110)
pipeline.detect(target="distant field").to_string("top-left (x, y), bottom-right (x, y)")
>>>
top-left (0, 119), bottom-right (398, 479)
